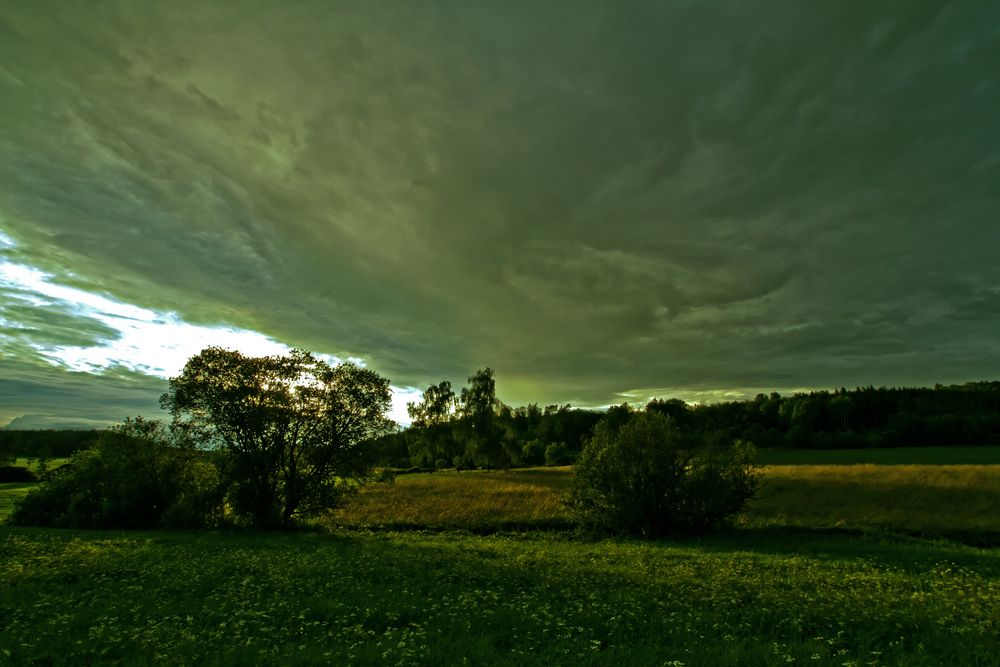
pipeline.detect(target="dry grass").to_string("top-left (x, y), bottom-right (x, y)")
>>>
top-left (329, 467), bottom-right (574, 531)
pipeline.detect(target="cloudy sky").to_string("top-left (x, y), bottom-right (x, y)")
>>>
top-left (2, 1), bottom-right (999, 429)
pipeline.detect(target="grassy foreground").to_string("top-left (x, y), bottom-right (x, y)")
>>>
top-left (3, 448), bottom-right (999, 664)
top-left (2, 527), bottom-right (998, 665)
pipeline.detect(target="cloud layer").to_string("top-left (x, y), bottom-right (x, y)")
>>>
top-left (2, 2), bottom-right (999, 425)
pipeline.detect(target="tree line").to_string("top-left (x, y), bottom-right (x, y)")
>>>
top-left (7, 378), bottom-right (997, 475)
top-left (0, 430), bottom-right (100, 464)
top-left (370, 368), bottom-right (602, 471)
top-left (663, 382), bottom-right (1000, 450)
top-left (373, 379), bottom-right (1000, 471)
top-left (6, 347), bottom-right (999, 535)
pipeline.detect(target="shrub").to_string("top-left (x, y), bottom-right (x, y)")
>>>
top-left (544, 442), bottom-right (574, 466)
top-left (521, 439), bottom-right (546, 466)
top-left (373, 468), bottom-right (396, 485)
top-left (9, 417), bottom-right (226, 529)
top-left (569, 411), bottom-right (759, 537)
top-left (434, 458), bottom-right (448, 470)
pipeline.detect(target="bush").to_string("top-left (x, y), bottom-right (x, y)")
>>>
top-left (569, 411), bottom-right (759, 537)
top-left (544, 442), bottom-right (574, 466)
top-left (9, 417), bottom-right (226, 529)
top-left (521, 439), bottom-right (546, 466)
top-left (0, 466), bottom-right (37, 483)
top-left (434, 458), bottom-right (448, 470)
top-left (373, 468), bottom-right (396, 485)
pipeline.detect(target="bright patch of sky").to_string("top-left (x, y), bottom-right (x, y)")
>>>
top-left (0, 241), bottom-right (416, 425)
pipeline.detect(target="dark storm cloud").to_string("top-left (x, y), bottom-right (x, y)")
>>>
top-left (0, 356), bottom-right (165, 429)
top-left (1, 0), bottom-right (999, 420)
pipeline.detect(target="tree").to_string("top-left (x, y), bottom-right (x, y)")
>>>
top-left (458, 368), bottom-right (507, 468)
top-left (569, 411), bottom-right (758, 537)
top-left (407, 380), bottom-right (455, 427)
top-left (827, 395), bottom-right (854, 431)
top-left (406, 381), bottom-right (459, 466)
top-left (161, 347), bottom-right (393, 528)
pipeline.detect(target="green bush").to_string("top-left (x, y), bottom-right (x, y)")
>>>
top-left (569, 411), bottom-right (759, 537)
top-left (521, 439), bottom-right (546, 466)
top-left (9, 417), bottom-right (226, 529)
top-left (544, 442), bottom-right (573, 466)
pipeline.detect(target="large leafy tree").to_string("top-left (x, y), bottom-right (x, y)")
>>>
top-left (161, 347), bottom-right (393, 528)
top-left (406, 381), bottom-right (457, 467)
top-left (407, 380), bottom-right (455, 428)
top-left (459, 368), bottom-right (508, 468)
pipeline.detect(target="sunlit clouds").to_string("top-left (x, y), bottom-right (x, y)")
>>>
top-left (0, 242), bottom-right (417, 426)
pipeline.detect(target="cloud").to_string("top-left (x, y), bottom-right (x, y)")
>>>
top-left (1, 1), bottom-right (999, 422)
top-left (0, 357), bottom-right (166, 430)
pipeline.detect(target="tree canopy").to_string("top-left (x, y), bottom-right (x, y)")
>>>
top-left (161, 347), bottom-right (393, 528)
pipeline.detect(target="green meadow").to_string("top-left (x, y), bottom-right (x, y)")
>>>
top-left (756, 445), bottom-right (1000, 466)
top-left (0, 483), bottom-right (34, 520)
top-left (2, 446), bottom-right (1000, 665)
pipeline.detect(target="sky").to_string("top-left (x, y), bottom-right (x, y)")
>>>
top-left (2, 1), bottom-right (999, 429)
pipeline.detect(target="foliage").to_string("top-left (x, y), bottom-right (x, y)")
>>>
top-left (543, 442), bottom-right (573, 466)
top-left (406, 380), bottom-right (455, 427)
top-left (694, 382), bottom-right (1000, 450)
top-left (387, 381), bottom-right (1000, 469)
top-left (388, 369), bottom-right (603, 469)
top-left (161, 347), bottom-right (393, 528)
top-left (8, 417), bottom-right (225, 529)
top-left (521, 439), bottom-right (546, 465)
top-left (458, 368), bottom-right (507, 468)
top-left (570, 410), bottom-right (758, 536)
top-left (1, 527), bottom-right (998, 665)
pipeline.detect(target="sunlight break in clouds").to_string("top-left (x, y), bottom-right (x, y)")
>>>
top-left (0, 251), bottom-right (416, 425)
top-left (0, 259), bottom-right (290, 377)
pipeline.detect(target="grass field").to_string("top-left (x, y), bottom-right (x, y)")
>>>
top-left (0, 458), bottom-right (69, 521)
top-left (1, 527), bottom-right (998, 665)
top-left (332, 456), bottom-right (1000, 541)
top-left (331, 467), bottom-right (574, 532)
top-left (9, 457), bottom-right (71, 473)
top-left (744, 464), bottom-right (1000, 539)
top-left (2, 447), bottom-right (999, 664)
top-left (0, 483), bottom-right (34, 519)
top-left (757, 446), bottom-right (1000, 466)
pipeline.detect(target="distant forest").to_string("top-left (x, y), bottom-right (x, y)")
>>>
top-left (3, 381), bottom-right (1000, 469)
top-left (373, 379), bottom-right (1000, 470)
